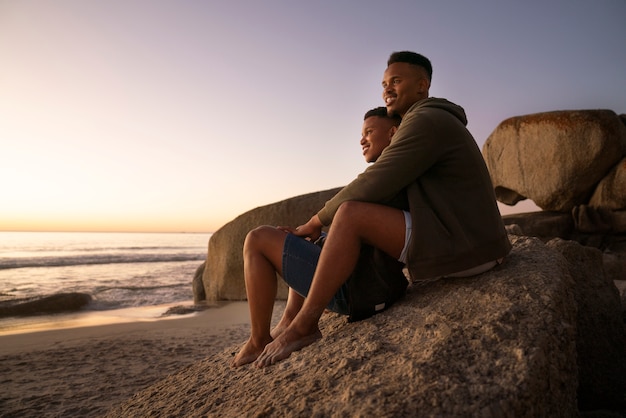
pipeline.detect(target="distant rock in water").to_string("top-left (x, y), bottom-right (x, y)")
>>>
top-left (0, 292), bottom-right (92, 318)
top-left (161, 304), bottom-right (212, 316)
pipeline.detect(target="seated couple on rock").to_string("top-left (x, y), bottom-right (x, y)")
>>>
top-left (232, 51), bottom-right (511, 368)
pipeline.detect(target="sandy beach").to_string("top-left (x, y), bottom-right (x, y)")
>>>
top-left (0, 301), bottom-right (266, 418)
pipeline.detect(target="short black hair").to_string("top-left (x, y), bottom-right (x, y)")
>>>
top-left (364, 107), bottom-right (401, 125)
top-left (387, 51), bottom-right (432, 81)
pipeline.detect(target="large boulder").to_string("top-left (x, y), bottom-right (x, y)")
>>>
top-left (108, 237), bottom-right (585, 417)
top-left (483, 109), bottom-right (626, 212)
top-left (201, 187), bottom-right (342, 301)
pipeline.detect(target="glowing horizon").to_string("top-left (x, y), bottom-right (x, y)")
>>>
top-left (0, 200), bottom-right (541, 234)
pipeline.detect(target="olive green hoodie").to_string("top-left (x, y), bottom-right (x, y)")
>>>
top-left (317, 97), bottom-right (511, 280)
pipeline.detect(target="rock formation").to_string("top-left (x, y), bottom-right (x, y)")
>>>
top-left (483, 109), bottom-right (626, 212)
top-left (484, 108), bottom-right (626, 326)
top-left (0, 293), bottom-right (92, 317)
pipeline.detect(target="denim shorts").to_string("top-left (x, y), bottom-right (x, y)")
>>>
top-left (282, 233), bottom-right (349, 315)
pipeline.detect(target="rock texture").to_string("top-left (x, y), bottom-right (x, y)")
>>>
top-left (201, 187), bottom-right (341, 301)
top-left (483, 109), bottom-right (626, 212)
top-left (502, 211), bottom-right (626, 281)
top-left (109, 237), bottom-right (587, 417)
top-left (546, 239), bottom-right (626, 410)
top-left (589, 157), bottom-right (626, 210)
top-left (503, 211), bottom-right (574, 241)
top-left (192, 261), bottom-right (206, 303)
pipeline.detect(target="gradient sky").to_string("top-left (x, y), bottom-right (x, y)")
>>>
top-left (1, 0), bottom-right (625, 232)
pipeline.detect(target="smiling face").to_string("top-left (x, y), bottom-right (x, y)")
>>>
top-left (382, 62), bottom-right (430, 118)
top-left (360, 116), bottom-right (397, 163)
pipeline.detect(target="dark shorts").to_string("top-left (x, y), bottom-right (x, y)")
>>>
top-left (282, 233), bottom-right (349, 315)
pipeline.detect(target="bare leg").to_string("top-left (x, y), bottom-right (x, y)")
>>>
top-left (231, 226), bottom-right (287, 367)
top-left (254, 201), bottom-right (407, 367)
top-left (271, 288), bottom-right (304, 339)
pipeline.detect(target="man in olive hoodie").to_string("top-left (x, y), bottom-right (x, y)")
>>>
top-left (233, 51), bottom-right (511, 368)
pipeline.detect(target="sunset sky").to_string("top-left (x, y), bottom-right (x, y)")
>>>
top-left (1, 0), bottom-right (625, 232)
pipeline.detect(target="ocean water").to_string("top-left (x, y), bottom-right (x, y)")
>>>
top-left (0, 231), bottom-right (211, 325)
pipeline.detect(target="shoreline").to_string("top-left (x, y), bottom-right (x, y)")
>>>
top-left (0, 299), bottom-right (215, 337)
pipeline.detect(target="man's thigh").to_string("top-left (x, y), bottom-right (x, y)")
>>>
top-left (335, 201), bottom-right (407, 260)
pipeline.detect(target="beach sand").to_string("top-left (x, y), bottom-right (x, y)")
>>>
top-left (0, 301), bottom-right (267, 418)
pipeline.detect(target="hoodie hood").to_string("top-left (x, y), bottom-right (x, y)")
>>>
top-left (410, 97), bottom-right (468, 126)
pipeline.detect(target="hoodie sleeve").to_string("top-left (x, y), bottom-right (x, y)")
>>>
top-left (317, 99), bottom-right (462, 226)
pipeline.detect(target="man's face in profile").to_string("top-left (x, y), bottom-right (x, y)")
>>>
top-left (360, 116), bottom-right (396, 163)
top-left (382, 62), bottom-right (429, 118)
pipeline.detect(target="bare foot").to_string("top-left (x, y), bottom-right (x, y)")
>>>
top-left (270, 318), bottom-right (291, 339)
top-left (254, 326), bottom-right (322, 367)
top-left (231, 337), bottom-right (272, 367)
top-left (271, 308), bottom-right (332, 339)
top-left (270, 325), bottom-right (286, 339)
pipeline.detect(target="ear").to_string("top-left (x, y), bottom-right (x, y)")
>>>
top-left (419, 77), bottom-right (430, 94)
top-left (388, 125), bottom-right (397, 141)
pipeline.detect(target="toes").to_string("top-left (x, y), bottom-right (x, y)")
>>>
top-left (254, 345), bottom-right (279, 368)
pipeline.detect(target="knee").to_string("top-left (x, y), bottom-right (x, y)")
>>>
top-left (334, 201), bottom-right (364, 222)
top-left (332, 201), bottom-right (374, 235)
top-left (244, 225), bottom-right (276, 251)
top-left (244, 225), bottom-right (289, 258)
